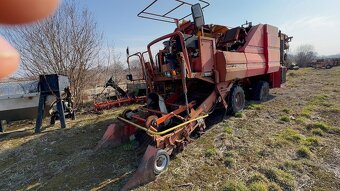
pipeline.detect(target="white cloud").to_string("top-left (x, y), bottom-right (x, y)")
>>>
top-left (280, 16), bottom-right (340, 55)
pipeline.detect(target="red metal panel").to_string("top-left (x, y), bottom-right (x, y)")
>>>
top-left (245, 53), bottom-right (266, 77)
top-left (216, 24), bottom-right (282, 82)
top-left (271, 68), bottom-right (282, 88)
top-left (239, 24), bottom-right (265, 54)
top-left (199, 37), bottom-right (216, 73)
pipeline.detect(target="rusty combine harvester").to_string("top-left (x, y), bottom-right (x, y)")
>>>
top-left (93, 52), bottom-right (148, 111)
top-left (93, 77), bottom-right (146, 112)
top-left (97, 1), bottom-right (292, 190)
top-left (312, 58), bottom-right (340, 69)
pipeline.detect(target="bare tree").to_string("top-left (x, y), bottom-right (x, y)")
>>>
top-left (129, 58), bottom-right (144, 80)
top-left (106, 46), bottom-right (125, 84)
top-left (2, 1), bottom-right (102, 106)
top-left (294, 44), bottom-right (317, 67)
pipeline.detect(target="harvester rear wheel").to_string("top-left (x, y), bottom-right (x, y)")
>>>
top-left (228, 85), bottom-right (245, 114)
top-left (153, 149), bottom-right (170, 175)
top-left (253, 81), bottom-right (269, 101)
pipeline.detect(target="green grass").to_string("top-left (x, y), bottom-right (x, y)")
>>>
top-left (279, 160), bottom-right (303, 172)
top-left (248, 103), bottom-right (263, 110)
top-left (224, 157), bottom-right (235, 168)
top-left (247, 173), bottom-right (269, 184)
top-left (277, 128), bottom-right (304, 143)
top-left (282, 108), bottom-right (292, 114)
top-left (225, 151), bottom-right (235, 158)
top-left (311, 129), bottom-right (324, 136)
top-left (280, 116), bottom-right (290, 122)
top-left (223, 180), bottom-right (248, 191)
top-left (205, 148), bottom-right (218, 158)
top-left (301, 107), bottom-right (313, 118)
top-left (249, 182), bottom-right (268, 191)
top-left (267, 182), bottom-right (282, 191)
top-left (296, 117), bottom-right (307, 125)
top-left (234, 112), bottom-right (244, 118)
top-left (302, 137), bottom-right (320, 147)
top-left (224, 127), bottom-right (233, 135)
top-left (306, 122), bottom-right (330, 132)
top-left (296, 146), bottom-right (312, 158)
top-left (262, 167), bottom-right (296, 190)
top-left (306, 122), bottom-right (340, 135)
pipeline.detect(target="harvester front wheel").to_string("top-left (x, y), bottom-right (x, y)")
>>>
top-left (153, 149), bottom-right (170, 175)
top-left (228, 85), bottom-right (245, 114)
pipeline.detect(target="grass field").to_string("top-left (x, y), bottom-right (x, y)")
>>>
top-left (0, 67), bottom-right (339, 191)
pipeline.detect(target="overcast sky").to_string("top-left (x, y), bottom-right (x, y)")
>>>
top-left (75, 0), bottom-right (340, 57)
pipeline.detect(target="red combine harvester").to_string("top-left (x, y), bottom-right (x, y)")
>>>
top-left (98, 1), bottom-right (292, 190)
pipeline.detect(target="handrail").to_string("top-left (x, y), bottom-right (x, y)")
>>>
top-left (127, 52), bottom-right (146, 80)
top-left (147, 31), bottom-right (192, 78)
top-left (118, 114), bottom-right (208, 136)
top-left (137, 0), bottom-right (210, 24)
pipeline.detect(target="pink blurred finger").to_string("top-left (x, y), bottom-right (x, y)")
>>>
top-left (0, 36), bottom-right (20, 79)
top-left (0, 0), bottom-right (60, 24)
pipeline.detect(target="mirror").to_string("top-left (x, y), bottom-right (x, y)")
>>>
top-left (126, 74), bottom-right (133, 81)
top-left (191, 3), bottom-right (205, 29)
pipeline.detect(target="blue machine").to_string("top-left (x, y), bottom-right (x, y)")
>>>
top-left (35, 74), bottom-right (73, 133)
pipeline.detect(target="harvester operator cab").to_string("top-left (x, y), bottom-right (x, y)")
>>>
top-left (157, 3), bottom-right (204, 77)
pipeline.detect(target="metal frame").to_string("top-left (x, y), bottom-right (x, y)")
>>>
top-left (93, 96), bottom-right (146, 111)
top-left (127, 52), bottom-right (146, 81)
top-left (138, 0), bottom-right (210, 25)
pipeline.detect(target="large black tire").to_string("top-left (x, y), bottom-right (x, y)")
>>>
top-left (153, 149), bottom-right (170, 175)
top-left (228, 85), bottom-right (245, 114)
top-left (325, 65), bottom-right (332, 69)
top-left (253, 81), bottom-right (270, 101)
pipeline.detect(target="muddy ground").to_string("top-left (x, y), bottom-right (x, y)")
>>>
top-left (0, 67), bottom-right (339, 191)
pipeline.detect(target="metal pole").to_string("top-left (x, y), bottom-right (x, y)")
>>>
top-left (56, 92), bottom-right (66, 129)
top-left (35, 95), bottom-right (46, 133)
top-left (180, 53), bottom-right (190, 116)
